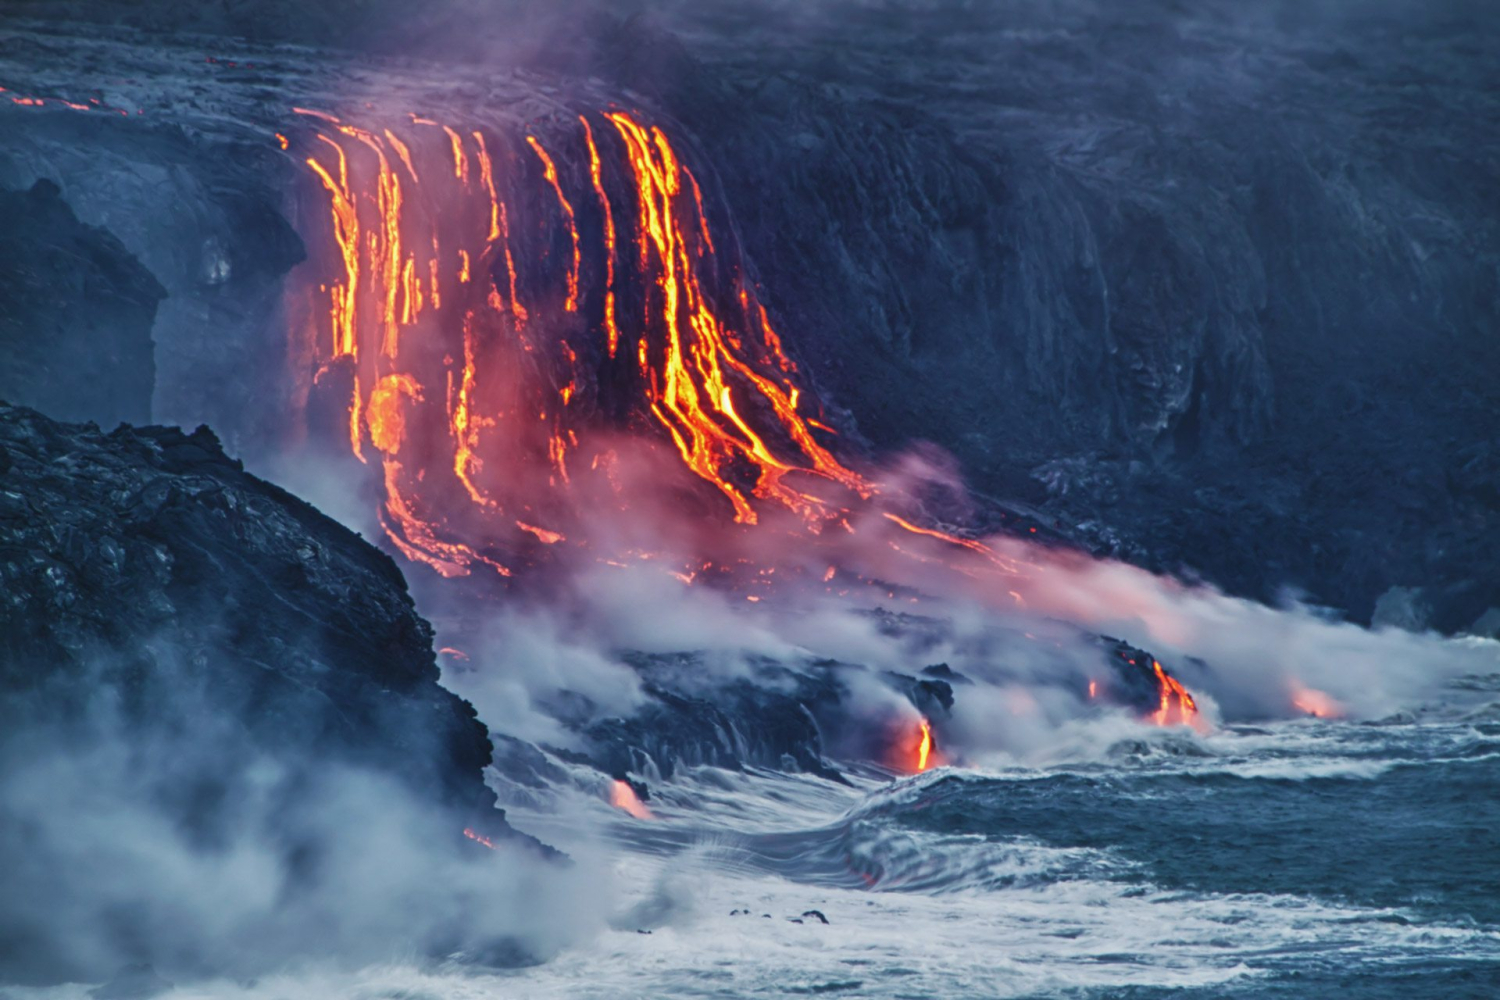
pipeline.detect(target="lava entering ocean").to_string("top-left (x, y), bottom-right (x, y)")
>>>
top-left (281, 104), bottom-right (1201, 732)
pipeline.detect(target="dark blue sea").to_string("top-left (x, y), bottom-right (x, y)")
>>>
top-left (17, 717), bottom-right (1494, 999)
top-left (494, 716), bottom-right (1500, 999)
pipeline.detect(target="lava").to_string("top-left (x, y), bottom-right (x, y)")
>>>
top-left (580, 115), bottom-right (620, 356)
top-left (893, 716), bottom-right (944, 773)
top-left (366, 372), bottom-right (421, 454)
top-left (609, 779), bottom-right (654, 819)
top-left (284, 102), bottom-right (1209, 738)
top-left (290, 106), bottom-right (881, 574)
top-left (463, 827), bottom-right (496, 849)
top-left (916, 718), bottom-right (935, 771)
top-left (1291, 685), bottom-right (1342, 719)
top-left (526, 135), bottom-right (581, 313)
top-left (1151, 660), bottom-right (1200, 728)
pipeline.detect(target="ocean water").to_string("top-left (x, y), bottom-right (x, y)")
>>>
top-left (491, 717), bottom-right (1500, 999)
top-left (13, 718), bottom-right (1498, 999)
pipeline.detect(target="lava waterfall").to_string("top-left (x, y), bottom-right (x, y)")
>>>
top-left (289, 107), bottom-right (871, 581)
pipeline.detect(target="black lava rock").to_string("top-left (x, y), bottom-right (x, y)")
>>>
top-left (0, 180), bottom-right (164, 427)
top-left (0, 404), bottom-right (548, 983)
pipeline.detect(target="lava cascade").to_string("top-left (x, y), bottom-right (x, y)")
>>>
top-left (290, 107), bottom-right (873, 578)
top-left (283, 104), bottom-right (1201, 730)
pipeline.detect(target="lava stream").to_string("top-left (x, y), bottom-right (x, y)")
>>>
top-left (283, 104), bottom-right (1203, 731)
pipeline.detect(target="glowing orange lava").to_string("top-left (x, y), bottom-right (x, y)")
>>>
top-left (366, 373), bottom-right (421, 454)
top-left (526, 135), bottom-right (581, 313)
top-left (891, 716), bottom-right (944, 773)
top-left (463, 827), bottom-right (496, 849)
top-left (1291, 685), bottom-right (1342, 719)
top-left (609, 779), bottom-right (654, 819)
top-left (292, 106), bottom-right (895, 574)
top-left (1150, 660), bottom-right (1201, 728)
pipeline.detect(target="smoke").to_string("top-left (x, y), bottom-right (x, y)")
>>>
top-left (416, 432), bottom-right (1498, 781)
top-left (0, 648), bottom-right (605, 986)
top-left (984, 536), bottom-right (1500, 721)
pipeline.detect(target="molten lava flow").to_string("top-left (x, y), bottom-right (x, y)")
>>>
top-left (442, 125), bottom-right (469, 183)
top-left (282, 104), bottom-right (1220, 769)
top-left (609, 780), bottom-right (654, 819)
top-left (1291, 685), bottom-right (1342, 719)
top-left (580, 115), bottom-right (620, 357)
top-left (605, 110), bottom-right (871, 524)
top-left (463, 827), bottom-right (496, 849)
top-left (892, 716), bottom-right (944, 773)
top-left (526, 136), bottom-right (581, 313)
top-left (290, 106), bottom-right (892, 575)
top-left (366, 372), bottom-right (421, 454)
top-left (1151, 660), bottom-right (1200, 728)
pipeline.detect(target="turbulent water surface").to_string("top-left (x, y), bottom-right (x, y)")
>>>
top-left (15, 715), bottom-right (1489, 999)
top-left (511, 719), bottom-right (1500, 999)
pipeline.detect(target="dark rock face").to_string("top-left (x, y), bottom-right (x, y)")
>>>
top-left (0, 402), bottom-right (500, 819)
top-left (0, 113), bottom-right (305, 452)
top-left (577, 653), bottom-right (850, 784)
top-left (596, 0), bottom-right (1500, 623)
top-left (0, 179), bottom-right (163, 427)
top-left (0, 403), bottom-right (538, 983)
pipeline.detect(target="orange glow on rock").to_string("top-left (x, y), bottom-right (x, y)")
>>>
top-left (442, 125), bottom-right (468, 183)
top-left (527, 135), bottom-right (582, 313)
top-left (892, 717), bottom-right (944, 773)
top-left (1150, 660), bottom-right (1202, 728)
top-left (463, 827), bottom-right (496, 849)
top-left (289, 106), bottom-right (1055, 599)
top-left (516, 521), bottom-right (565, 545)
top-left (916, 718), bottom-right (935, 771)
top-left (366, 373), bottom-right (422, 454)
top-left (609, 780), bottom-right (653, 819)
top-left (581, 115), bottom-right (620, 356)
top-left (605, 111), bottom-right (871, 524)
top-left (1291, 685), bottom-right (1342, 719)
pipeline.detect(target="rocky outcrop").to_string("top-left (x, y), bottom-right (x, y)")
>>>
top-left (0, 179), bottom-right (163, 428)
top-left (506, 620), bottom-right (1184, 793)
top-left (0, 401), bottom-right (518, 827)
top-left (0, 110), bottom-right (305, 452)
top-left (0, 403), bottom-right (542, 983)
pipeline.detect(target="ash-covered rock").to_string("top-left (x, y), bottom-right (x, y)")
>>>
top-left (0, 179), bottom-right (163, 427)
